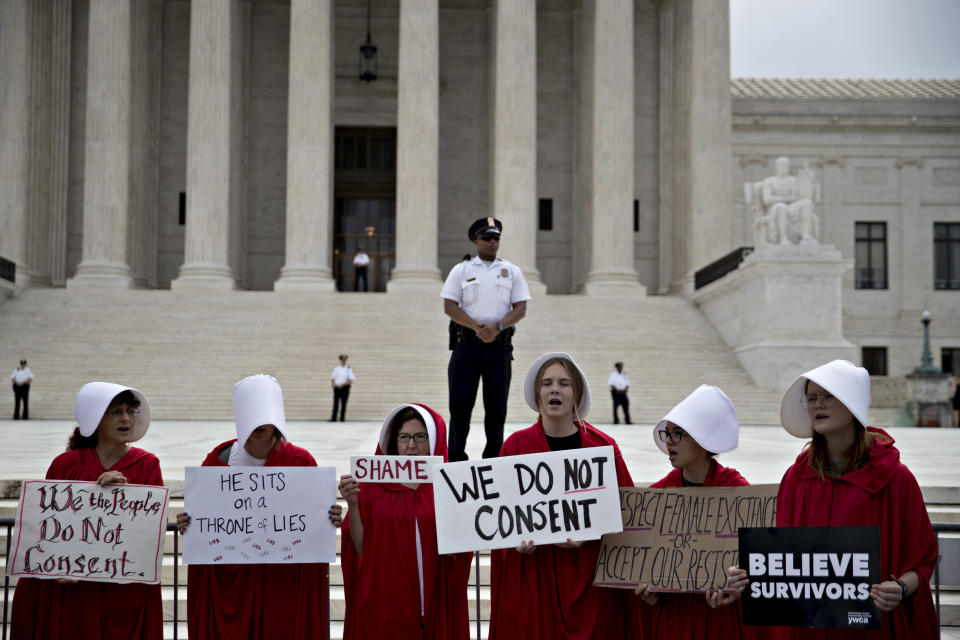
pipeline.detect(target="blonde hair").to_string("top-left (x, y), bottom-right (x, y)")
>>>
top-left (534, 357), bottom-right (586, 426)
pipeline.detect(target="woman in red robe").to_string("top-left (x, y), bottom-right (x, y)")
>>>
top-left (729, 359), bottom-right (938, 639)
top-left (338, 403), bottom-right (472, 639)
top-left (636, 384), bottom-right (776, 639)
top-left (12, 382), bottom-right (164, 640)
top-left (489, 352), bottom-right (634, 639)
top-left (177, 374), bottom-right (334, 640)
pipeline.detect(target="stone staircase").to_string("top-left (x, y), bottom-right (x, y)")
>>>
top-left (0, 288), bottom-right (903, 426)
top-left (1, 483), bottom-right (958, 639)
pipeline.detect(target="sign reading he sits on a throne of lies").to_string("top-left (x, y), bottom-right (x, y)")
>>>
top-left (182, 466), bottom-right (336, 565)
top-left (593, 485), bottom-right (778, 592)
top-left (432, 447), bottom-right (623, 554)
top-left (7, 480), bottom-right (169, 584)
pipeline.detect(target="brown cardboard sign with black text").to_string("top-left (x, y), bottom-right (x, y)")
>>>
top-left (594, 484), bottom-right (778, 593)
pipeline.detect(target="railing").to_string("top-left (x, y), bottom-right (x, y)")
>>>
top-left (0, 257), bottom-right (14, 284)
top-left (693, 246), bottom-right (754, 290)
top-left (2, 518), bottom-right (958, 639)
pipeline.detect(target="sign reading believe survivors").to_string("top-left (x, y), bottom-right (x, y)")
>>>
top-left (740, 526), bottom-right (881, 628)
top-left (593, 485), bottom-right (778, 592)
top-left (182, 467), bottom-right (336, 565)
top-left (7, 480), bottom-right (169, 584)
top-left (432, 447), bottom-right (623, 554)
top-left (350, 456), bottom-right (443, 483)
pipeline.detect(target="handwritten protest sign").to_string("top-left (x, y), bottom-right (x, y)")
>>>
top-left (182, 466), bottom-right (336, 565)
top-left (6, 480), bottom-right (169, 584)
top-left (432, 447), bottom-right (622, 554)
top-left (350, 455), bottom-right (442, 483)
top-left (594, 484), bottom-right (778, 592)
top-left (740, 526), bottom-right (881, 628)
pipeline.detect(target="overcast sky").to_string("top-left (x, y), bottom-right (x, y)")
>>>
top-left (730, 0), bottom-right (960, 79)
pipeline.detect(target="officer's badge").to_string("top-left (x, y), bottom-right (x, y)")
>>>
top-left (500, 268), bottom-right (509, 277)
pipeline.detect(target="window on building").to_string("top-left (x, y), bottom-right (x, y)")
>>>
top-left (862, 347), bottom-right (888, 376)
top-left (943, 348), bottom-right (960, 375)
top-left (539, 199), bottom-right (553, 231)
top-left (178, 192), bottom-right (186, 225)
top-left (855, 222), bottom-right (887, 289)
top-left (634, 200), bottom-right (640, 232)
top-left (934, 223), bottom-right (960, 289)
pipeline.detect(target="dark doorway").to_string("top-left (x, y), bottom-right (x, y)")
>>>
top-left (334, 127), bottom-right (396, 292)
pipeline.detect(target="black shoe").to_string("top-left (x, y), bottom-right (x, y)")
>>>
top-left (626, 420), bottom-right (632, 425)
top-left (328, 418), bottom-right (337, 422)
top-left (340, 417), bottom-right (345, 422)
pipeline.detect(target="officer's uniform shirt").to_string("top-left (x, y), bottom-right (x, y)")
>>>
top-left (11, 368), bottom-right (33, 385)
top-left (441, 257), bottom-right (531, 325)
top-left (353, 252), bottom-right (370, 267)
top-left (607, 371), bottom-right (630, 391)
top-left (331, 365), bottom-right (355, 387)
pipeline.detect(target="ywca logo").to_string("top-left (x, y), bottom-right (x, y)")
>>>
top-left (848, 611), bottom-right (872, 625)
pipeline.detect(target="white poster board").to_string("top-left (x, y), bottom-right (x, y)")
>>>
top-left (6, 480), bottom-right (169, 584)
top-left (432, 447), bottom-right (623, 554)
top-left (350, 455), bottom-right (442, 483)
top-left (182, 466), bottom-right (336, 565)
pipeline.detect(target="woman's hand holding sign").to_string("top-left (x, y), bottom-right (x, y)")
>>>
top-left (634, 583), bottom-right (659, 606)
top-left (96, 470), bottom-right (127, 486)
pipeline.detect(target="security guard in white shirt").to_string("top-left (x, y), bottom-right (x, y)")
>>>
top-left (441, 217), bottom-right (531, 460)
top-left (607, 361), bottom-right (632, 424)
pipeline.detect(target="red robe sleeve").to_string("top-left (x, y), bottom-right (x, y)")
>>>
top-left (187, 439), bottom-right (330, 640)
top-left (12, 447), bottom-right (164, 640)
top-left (489, 421), bottom-right (632, 640)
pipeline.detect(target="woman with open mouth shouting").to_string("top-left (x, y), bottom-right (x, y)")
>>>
top-left (11, 382), bottom-right (164, 640)
top-left (488, 352), bottom-right (634, 639)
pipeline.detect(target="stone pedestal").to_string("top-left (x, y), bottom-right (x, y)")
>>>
top-left (905, 372), bottom-right (955, 428)
top-left (690, 243), bottom-right (855, 393)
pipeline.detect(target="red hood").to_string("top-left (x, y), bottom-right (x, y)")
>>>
top-left (374, 403), bottom-right (449, 461)
top-left (791, 426), bottom-right (901, 494)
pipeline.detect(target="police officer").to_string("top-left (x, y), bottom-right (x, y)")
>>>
top-left (442, 217), bottom-right (531, 461)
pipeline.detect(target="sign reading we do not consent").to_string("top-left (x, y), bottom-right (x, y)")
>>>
top-left (183, 467), bottom-right (336, 565)
top-left (7, 480), bottom-right (169, 584)
top-left (432, 447), bottom-right (623, 555)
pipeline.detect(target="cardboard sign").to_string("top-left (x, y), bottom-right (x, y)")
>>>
top-left (594, 484), bottom-right (778, 592)
top-left (6, 480), bottom-right (169, 584)
top-left (182, 466), bottom-right (336, 565)
top-left (740, 526), bottom-right (881, 629)
top-left (350, 455), bottom-right (442, 483)
top-left (432, 447), bottom-right (623, 554)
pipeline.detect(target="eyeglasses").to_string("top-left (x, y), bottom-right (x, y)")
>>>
top-left (397, 433), bottom-right (428, 444)
top-left (657, 429), bottom-right (685, 445)
top-left (478, 235), bottom-right (500, 242)
top-left (800, 392), bottom-right (838, 410)
top-left (106, 407), bottom-right (140, 418)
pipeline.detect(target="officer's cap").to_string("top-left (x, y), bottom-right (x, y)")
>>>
top-left (468, 217), bottom-right (502, 241)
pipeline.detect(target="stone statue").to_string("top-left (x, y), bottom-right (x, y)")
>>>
top-left (745, 157), bottom-right (821, 246)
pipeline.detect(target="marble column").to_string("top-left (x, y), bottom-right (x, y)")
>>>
top-left (491, 0), bottom-right (543, 293)
top-left (172, 0), bottom-right (242, 290)
top-left (584, 0), bottom-right (643, 295)
top-left (48, 0), bottom-right (73, 286)
top-left (68, 0), bottom-right (138, 288)
top-left (0, 0), bottom-right (32, 288)
top-left (275, 0), bottom-right (336, 291)
top-left (388, 0), bottom-right (441, 290)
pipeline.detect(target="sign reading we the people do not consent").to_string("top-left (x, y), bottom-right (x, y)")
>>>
top-left (594, 485), bottom-right (778, 593)
top-left (432, 447), bottom-right (622, 555)
top-left (7, 480), bottom-right (169, 584)
top-left (183, 467), bottom-right (336, 565)
top-left (350, 456), bottom-right (443, 483)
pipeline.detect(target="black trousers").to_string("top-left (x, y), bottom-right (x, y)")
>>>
top-left (447, 341), bottom-right (512, 461)
top-left (13, 384), bottom-right (29, 420)
top-left (611, 390), bottom-right (630, 424)
top-left (354, 266), bottom-right (368, 292)
top-left (331, 386), bottom-right (350, 421)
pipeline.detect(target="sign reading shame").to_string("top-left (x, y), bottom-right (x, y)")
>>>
top-left (740, 526), bottom-right (881, 629)
top-left (432, 447), bottom-right (622, 555)
top-left (593, 485), bottom-right (778, 593)
top-left (7, 480), bottom-right (169, 584)
top-left (350, 456), bottom-right (443, 483)
top-left (183, 467), bottom-right (336, 565)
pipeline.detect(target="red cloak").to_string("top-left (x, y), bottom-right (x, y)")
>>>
top-left (11, 447), bottom-right (164, 640)
top-left (187, 439), bottom-right (329, 640)
top-left (776, 427), bottom-right (938, 639)
top-left (488, 420), bottom-right (634, 640)
top-left (341, 403), bottom-right (471, 640)
top-left (642, 459), bottom-right (779, 640)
